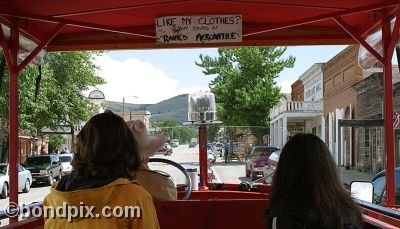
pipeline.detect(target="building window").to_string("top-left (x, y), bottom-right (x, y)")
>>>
top-left (365, 129), bottom-right (370, 147)
top-left (357, 128), bottom-right (371, 173)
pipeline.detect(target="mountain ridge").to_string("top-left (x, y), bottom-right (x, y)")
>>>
top-left (105, 94), bottom-right (189, 123)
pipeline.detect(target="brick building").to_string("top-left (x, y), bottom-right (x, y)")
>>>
top-left (324, 45), bottom-right (363, 168)
top-left (291, 80), bottom-right (304, 101)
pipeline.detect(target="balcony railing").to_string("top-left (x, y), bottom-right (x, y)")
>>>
top-left (270, 100), bottom-right (323, 119)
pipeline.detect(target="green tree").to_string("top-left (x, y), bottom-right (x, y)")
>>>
top-left (1, 51), bottom-right (105, 130)
top-left (0, 51), bottom-right (105, 160)
top-left (173, 127), bottom-right (197, 144)
top-left (196, 47), bottom-right (295, 143)
top-left (156, 119), bottom-right (197, 144)
top-left (47, 135), bottom-right (64, 153)
top-left (158, 119), bottom-right (177, 140)
top-left (207, 124), bottom-right (221, 142)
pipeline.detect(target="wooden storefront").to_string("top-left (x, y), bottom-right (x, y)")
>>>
top-left (353, 72), bottom-right (400, 174)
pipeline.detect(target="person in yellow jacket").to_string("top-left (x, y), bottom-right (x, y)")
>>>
top-left (43, 111), bottom-right (160, 229)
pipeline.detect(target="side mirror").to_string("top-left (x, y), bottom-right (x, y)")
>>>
top-left (350, 181), bottom-right (374, 203)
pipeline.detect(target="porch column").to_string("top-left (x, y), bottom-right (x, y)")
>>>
top-left (278, 118), bottom-right (282, 148)
top-left (272, 121), bottom-right (275, 146)
top-left (269, 122), bottom-right (274, 145)
top-left (329, 112), bottom-right (337, 163)
top-left (274, 121), bottom-right (278, 146)
top-left (282, 116), bottom-right (288, 147)
top-left (320, 115), bottom-right (325, 143)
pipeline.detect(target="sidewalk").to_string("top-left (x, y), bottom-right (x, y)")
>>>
top-left (338, 166), bottom-right (374, 187)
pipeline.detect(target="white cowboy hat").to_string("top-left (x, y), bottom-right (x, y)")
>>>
top-left (126, 120), bottom-right (167, 157)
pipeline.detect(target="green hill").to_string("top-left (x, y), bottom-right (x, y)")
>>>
top-left (105, 94), bottom-right (189, 124)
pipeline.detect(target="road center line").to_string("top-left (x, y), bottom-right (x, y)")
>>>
top-left (211, 167), bottom-right (221, 183)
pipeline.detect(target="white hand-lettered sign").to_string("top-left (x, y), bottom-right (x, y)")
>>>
top-left (156, 15), bottom-right (242, 44)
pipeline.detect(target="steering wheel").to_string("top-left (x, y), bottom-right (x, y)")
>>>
top-left (148, 157), bottom-right (192, 200)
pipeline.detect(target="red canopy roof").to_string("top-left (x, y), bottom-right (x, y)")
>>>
top-left (0, 0), bottom-right (399, 51)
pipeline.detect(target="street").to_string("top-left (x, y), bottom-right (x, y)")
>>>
top-left (149, 144), bottom-right (251, 185)
top-left (0, 144), bottom-right (250, 216)
top-left (0, 185), bottom-right (50, 226)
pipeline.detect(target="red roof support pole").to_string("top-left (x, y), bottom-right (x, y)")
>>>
top-left (199, 124), bottom-right (208, 190)
top-left (0, 27), bottom-right (13, 68)
top-left (382, 9), bottom-right (398, 206)
top-left (334, 16), bottom-right (384, 63)
top-left (17, 23), bottom-right (64, 72)
top-left (9, 20), bottom-right (19, 223)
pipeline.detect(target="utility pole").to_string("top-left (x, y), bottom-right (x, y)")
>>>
top-left (122, 97), bottom-right (125, 120)
top-left (122, 96), bottom-right (137, 121)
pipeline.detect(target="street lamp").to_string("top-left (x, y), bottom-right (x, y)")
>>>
top-left (122, 96), bottom-right (138, 121)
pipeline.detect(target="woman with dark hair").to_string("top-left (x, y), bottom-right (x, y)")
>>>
top-left (267, 133), bottom-right (363, 229)
top-left (44, 111), bottom-right (159, 228)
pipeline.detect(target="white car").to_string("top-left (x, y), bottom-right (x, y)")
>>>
top-left (215, 143), bottom-right (224, 152)
top-left (208, 150), bottom-right (216, 164)
top-left (266, 151), bottom-right (280, 168)
top-left (262, 151), bottom-right (281, 184)
top-left (59, 154), bottom-right (74, 175)
top-left (171, 139), bottom-right (179, 147)
top-left (0, 163), bottom-right (32, 198)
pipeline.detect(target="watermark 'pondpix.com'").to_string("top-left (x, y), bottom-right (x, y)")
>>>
top-left (4, 202), bottom-right (142, 222)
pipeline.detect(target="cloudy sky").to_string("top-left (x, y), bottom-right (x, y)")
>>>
top-left (94, 46), bottom-right (347, 104)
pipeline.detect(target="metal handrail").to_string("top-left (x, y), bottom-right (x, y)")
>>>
top-left (252, 170), bottom-right (275, 184)
top-left (0, 201), bottom-right (43, 220)
top-left (354, 198), bottom-right (400, 219)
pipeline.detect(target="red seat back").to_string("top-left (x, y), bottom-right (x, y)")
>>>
top-left (154, 199), bottom-right (269, 229)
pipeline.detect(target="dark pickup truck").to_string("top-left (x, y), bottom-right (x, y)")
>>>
top-left (24, 155), bottom-right (63, 186)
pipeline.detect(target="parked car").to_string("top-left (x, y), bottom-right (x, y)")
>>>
top-left (245, 146), bottom-right (280, 180)
top-left (59, 154), bottom-right (74, 175)
top-left (207, 143), bottom-right (215, 152)
top-left (171, 139), bottom-right (179, 147)
top-left (170, 142), bottom-right (178, 148)
top-left (370, 167), bottom-right (400, 205)
top-left (265, 150), bottom-right (281, 168)
top-left (215, 143), bottom-right (224, 153)
top-left (24, 155), bottom-right (63, 186)
top-left (262, 150), bottom-right (281, 184)
top-left (189, 142), bottom-right (197, 148)
top-left (208, 150), bottom-right (217, 164)
top-left (0, 163), bottom-right (32, 198)
top-left (157, 143), bottom-right (173, 156)
top-left (230, 142), bottom-right (245, 162)
top-left (215, 143), bottom-right (225, 157)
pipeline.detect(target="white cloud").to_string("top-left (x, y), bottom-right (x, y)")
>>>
top-left (94, 53), bottom-right (291, 104)
top-left (94, 54), bottom-right (198, 104)
top-left (277, 80), bottom-right (294, 94)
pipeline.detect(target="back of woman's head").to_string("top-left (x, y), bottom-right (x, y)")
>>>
top-left (72, 110), bottom-right (141, 180)
top-left (270, 133), bottom-right (362, 226)
top-left (272, 133), bottom-right (339, 198)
